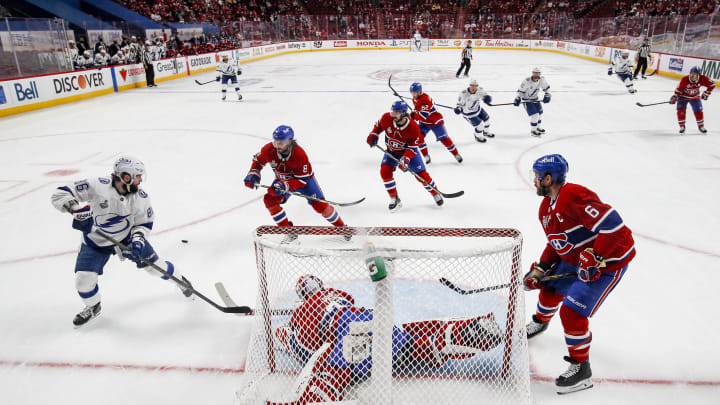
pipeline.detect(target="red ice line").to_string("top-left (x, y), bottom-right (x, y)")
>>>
top-left (1, 358), bottom-right (718, 387)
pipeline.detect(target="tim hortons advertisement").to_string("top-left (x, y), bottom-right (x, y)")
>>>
top-left (481, 39), bottom-right (515, 48)
top-left (334, 40), bottom-right (348, 48)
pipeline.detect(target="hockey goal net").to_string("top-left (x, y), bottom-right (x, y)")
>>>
top-left (409, 38), bottom-right (431, 52)
top-left (236, 226), bottom-right (532, 405)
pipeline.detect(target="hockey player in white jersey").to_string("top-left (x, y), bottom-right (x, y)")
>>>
top-left (514, 67), bottom-right (551, 136)
top-left (413, 30), bottom-right (423, 51)
top-left (454, 79), bottom-right (494, 142)
top-left (215, 54), bottom-right (242, 101)
top-left (608, 50), bottom-right (636, 94)
top-left (51, 155), bottom-right (192, 328)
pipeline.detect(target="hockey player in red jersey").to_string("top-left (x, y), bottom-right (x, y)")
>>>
top-left (270, 274), bottom-right (503, 405)
top-left (243, 125), bottom-right (346, 230)
top-left (670, 66), bottom-right (714, 134)
top-left (367, 101), bottom-right (444, 211)
top-left (409, 82), bottom-right (462, 164)
top-left (523, 154), bottom-right (635, 395)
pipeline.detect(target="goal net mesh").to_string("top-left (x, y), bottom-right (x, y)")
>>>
top-left (236, 226), bottom-right (532, 405)
top-left (410, 38), bottom-right (431, 52)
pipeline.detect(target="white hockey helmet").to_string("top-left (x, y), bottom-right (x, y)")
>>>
top-left (622, 49), bottom-right (630, 55)
top-left (296, 274), bottom-right (324, 301)
top-left (469, 78), bottom-right (479, 86)
top-left (532, 67), bottom-right (542, 74)
top-left (113, 155), bottom-right (145, 192)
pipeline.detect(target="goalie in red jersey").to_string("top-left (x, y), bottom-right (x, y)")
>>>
top-left (670, 66), bottom-right (714, 134)
top-left (269, 274), bottom-right (503, 405)
top-left (367, 101), bottom-right (444, 212)
top-left (243, 125), bottom-right (346, 231)
top-left (409, 82), bottom-right (463, 164)
top-left (523, 154), bottom-right (635, 395)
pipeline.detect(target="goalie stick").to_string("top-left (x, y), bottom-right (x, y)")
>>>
top-left (195, 79), bottom-right (216, 85)
top-left (373, 144), bottom-right (464, 198)
top-left (96, 231), bottom-right (252, 314)
top-left (439, 273), bottom-right (576, 295)
top-left (214, 282), bottom-right (294, 317)
top-left (636, 101), bottom-right (670, 107)
top-left (258, 184), bottom-right (365, 207)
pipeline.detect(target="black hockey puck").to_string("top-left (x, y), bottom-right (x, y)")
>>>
top-left (181, 240), bottom-right (188, 243)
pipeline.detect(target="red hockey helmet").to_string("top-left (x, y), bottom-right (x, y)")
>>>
top-left (296, 274), bottom-right (324, 301)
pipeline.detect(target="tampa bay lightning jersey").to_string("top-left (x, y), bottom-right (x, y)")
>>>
top-left (611, 56), bottom-right (634, 75)
top-left (51, 177), bottom-right (154, 248)
top-left (216, 61), bottom-right (241, 76)
top-left (517, 76), bottom-right (550, 101)
top-left (456, 87), bottom-right (489, 117)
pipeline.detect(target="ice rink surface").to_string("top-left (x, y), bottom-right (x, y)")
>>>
top-left (1, 48), bottom-right (719, 404)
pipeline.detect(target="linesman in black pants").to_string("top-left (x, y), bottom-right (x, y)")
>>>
top-left (456, 40), bottom-right (473, 78)
top-left (143, 41), bottom-right (157, 87)
top-left (634, 38), bottom-right (652, 79)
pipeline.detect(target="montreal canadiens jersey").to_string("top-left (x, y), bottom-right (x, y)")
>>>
top-left (290, 288), bottom-right (355, 351)
top-left (517, 76), bottom-right (550, 102)
top-left (216, 60), bottom-right (240, 76)
top-left (456, 87), bottom-right (489, 117)
top-left (674, 75), bottom-right (715, 99)
top-left (370, 113), bottom-right (424, 158)
top-left (248, 142), bottom-right (314, 190)
top-left (611, 56), bottom-right (634, 75)
top-left (412, 93), bottom-right (444, 126)
top-left (51, 177), bottom-right (154, 248)
top-left (538, 183), bottom-right (635, 272)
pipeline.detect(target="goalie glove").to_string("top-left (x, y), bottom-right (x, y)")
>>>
top-left (577, 248), bottom-right (605, 282)
top-left (523, 261), bottom-right (550, 291)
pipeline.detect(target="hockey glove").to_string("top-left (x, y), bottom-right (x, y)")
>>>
top-left (483, 95), bottom-right (492, 105)
top-left (244, 173), bottom-right (260, 189)
top-left (523, 262), bottom-right (550, 291)
top-left (71, 205), bottom-right (93, 233)
top-left (398, 156), bottom-right (411, 172)
top-left (607, 68), bottom-right (613, 76)
top-left (130, 234), bottom-right (147, 259)
top-left (454, 107), bottom-right (462, 115)
top-left (669, 95), bottom-right (678, 104)
top-left (577, 248), bottom-right (605, 282)
top-left (702, 90), bottom-right (711, 101)
top-left (124, 234), bottom-right (158, 267)
top-left (367, 134), bottom-right (378, 147)
top-left (271, 179), bottom-right (289, 196)
top-left (215, 75), bottom-right (220, 82)
top-left (542, 93), bottom-right (551, 104)
top-left (513, 97), bottom-right (521, 107)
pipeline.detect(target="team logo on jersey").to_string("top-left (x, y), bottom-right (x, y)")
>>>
top-left (547, 233), bottom-right (574, 255)
top-left (96, 214), bottom-right (130, 234)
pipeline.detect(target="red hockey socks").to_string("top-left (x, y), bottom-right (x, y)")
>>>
top-left (440, 137), bottom-right (459, 156)
top-left (535, 289), bottom-right (564, 323)
top-left (415, 171), bottom-right (438, 196)
top-left (560, 305), bottom-right (591, 363)
top-left (380, 164), bottom-right (398, 198)
top-left (677, 108), bottom-right (686, 128)
top-left (311, 201), bottom-right (345, 227)
top-left (694, 110), bottom-right (704, 128)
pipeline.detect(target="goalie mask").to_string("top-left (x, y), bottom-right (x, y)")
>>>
top-left (112, 155), bottom-right (145, 193)
top-left (296, 274), bottom-right (324, 301)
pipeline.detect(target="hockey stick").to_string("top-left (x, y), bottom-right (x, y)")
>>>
top-left (487, 101), bottom-right (534, 107)
top-left (258, 184), bottom-right (365, 207)
top-left (388, 75), bottom-right (416, 112)
top-left (636, 101), bottom-right (670, 107)
top-left (96, 231), bottom-right (252, 314)
top-left (439, 273), bottom-right (576, 295)
top-left (373, 144), bottom-right (464, 198)
top-left (214, 282), bottom-right (294, 317)
top-left (194, 79), bottom-right (216, 85)
top-left (388, 75), bottom-right (455, 110)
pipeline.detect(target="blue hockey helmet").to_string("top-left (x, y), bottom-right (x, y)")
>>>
top-left (273, 125), bottom-right (294, 141)
top-left (532, 154), bottom-right (569, 183)
top-left (690, 66), bottom-right (701, 74)
top-left (409, 82), bottom-right (422, 93)
top-left (391, 100), bottom-right (408, 113)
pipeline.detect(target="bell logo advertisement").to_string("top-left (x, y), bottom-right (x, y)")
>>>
top-left (14, 81), bottom-right (39, 102)
top-left (53, 73), bottom-right (105, 94)
top-left (333, 40), bottom-right (347, 48)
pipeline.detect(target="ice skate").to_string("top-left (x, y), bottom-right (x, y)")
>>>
top-left (73, 302), bottom-right (101, 328)
top-left (424, 154), bottom-right (431, 164)
top-left (679, 126), bottom-right (686, 134)
top-left (388, 196), bottom-right (402, 212)
top-left (238, 93), bottom-right (243, 100)
top-left (699, 125), bottom-right (707, 134)
top-left (433, 193), bottom-right (443, 206)
top-left (556, 356), bottom-right (593, 395)
top-left (526, 314), bottom-right (549, 339)
top-left (454, 154), bottom-right (463, 163)
top-left (474, 132), bottom-right (487, 143)
top-left (628, 88), bottom-right (636, 94)
top-left (531, 129), bottom-right (542, 137)
top-left (222, 94), bottom-right (227, 101)
top-left (536, 128), bottom-right (546, 134)
top-left (483, 130), bottom-right (495, 138)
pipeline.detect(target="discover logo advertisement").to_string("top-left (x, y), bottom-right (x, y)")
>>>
top-left (53, 72), bottom-right (106, 94)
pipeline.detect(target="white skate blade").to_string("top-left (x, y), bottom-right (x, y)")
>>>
top-left (556, 378), bottom-right (593, 395)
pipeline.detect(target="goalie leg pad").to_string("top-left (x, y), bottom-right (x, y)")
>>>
top-left (445, 313), bottom-right (503, 353)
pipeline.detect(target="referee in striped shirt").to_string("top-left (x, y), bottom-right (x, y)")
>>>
top-left (634, 38), bottom-right (652, 79)
top-left (456, 40), bottom-right (473, 78)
